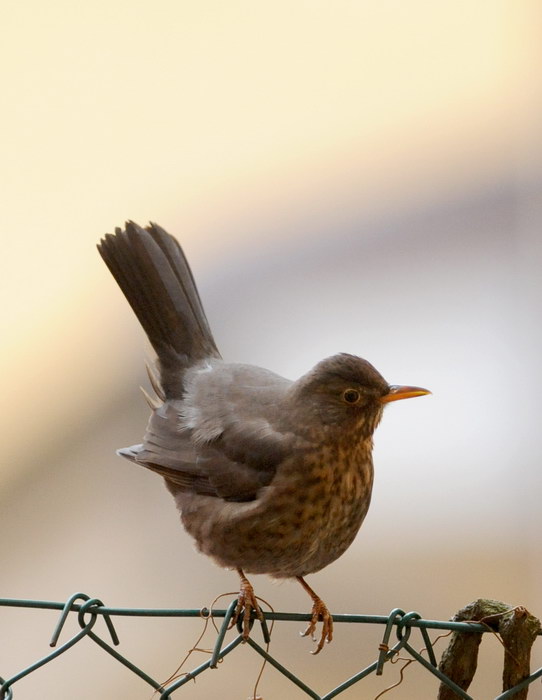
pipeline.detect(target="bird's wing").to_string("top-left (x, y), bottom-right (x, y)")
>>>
top-left (121, 363), bottom-right (296, 501)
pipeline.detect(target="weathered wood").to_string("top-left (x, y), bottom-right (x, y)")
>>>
top-left (436, 599), bottom-right (540, 700)
top-left (499, 605), bottom-right (541, 700)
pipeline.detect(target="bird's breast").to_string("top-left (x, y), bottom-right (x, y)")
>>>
top-left (179, 442), bottom-right (375, 578)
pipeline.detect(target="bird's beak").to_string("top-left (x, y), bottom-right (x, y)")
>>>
top-left (380, 385), bottom-right (431, 403)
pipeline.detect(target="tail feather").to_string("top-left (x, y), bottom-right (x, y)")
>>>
top-left (98, 221), bottom-right (220, 398)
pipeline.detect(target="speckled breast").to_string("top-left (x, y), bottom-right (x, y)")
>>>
top-left (178, 445), bottom-right (375, 579)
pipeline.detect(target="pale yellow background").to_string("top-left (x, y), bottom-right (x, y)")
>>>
top-left (1, 1), bottom-right (541, 698)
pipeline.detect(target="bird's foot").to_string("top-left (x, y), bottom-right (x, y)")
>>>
top-left (231, 569), bottom-right (264, 641)
top-left (296, 576), bottom-right (333, 654)
top-left (300, 596), bottom-right (333, 654)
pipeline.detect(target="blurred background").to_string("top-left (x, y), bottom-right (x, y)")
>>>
top-left (1, 1), bottom-right (541, 698)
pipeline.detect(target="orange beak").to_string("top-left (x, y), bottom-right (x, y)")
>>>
top-left (380, 385), bottom-right (431, 404)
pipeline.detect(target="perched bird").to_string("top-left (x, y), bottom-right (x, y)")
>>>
top-left (97, 222), bottom-right (430, 653)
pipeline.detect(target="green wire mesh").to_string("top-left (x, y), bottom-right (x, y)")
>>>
top-left (1, 594), bottom-right (541, 699)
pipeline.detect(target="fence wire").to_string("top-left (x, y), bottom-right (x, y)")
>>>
top-left (1, 593), bottom-right (541, 699)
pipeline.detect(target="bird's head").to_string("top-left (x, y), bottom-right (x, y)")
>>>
top-left (291, 353), bottom-right (430, 440)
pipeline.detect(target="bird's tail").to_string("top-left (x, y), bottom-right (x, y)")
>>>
top-left (97, 221), bottom-right (220, 398)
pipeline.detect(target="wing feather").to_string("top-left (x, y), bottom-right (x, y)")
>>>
top-left (119, 363), bottom-right (295, 502)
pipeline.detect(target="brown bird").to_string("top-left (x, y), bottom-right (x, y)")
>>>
top-left (97, 221), bottom-right (430, 653)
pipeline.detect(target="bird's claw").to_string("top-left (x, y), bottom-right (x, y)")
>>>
top-left (230, 575), bottom-right (264, 641)
top-left (300, 598), bottom-right (333, 654)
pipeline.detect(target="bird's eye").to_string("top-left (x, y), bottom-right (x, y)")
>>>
top-left (342, 389), bottom-right (361, 404)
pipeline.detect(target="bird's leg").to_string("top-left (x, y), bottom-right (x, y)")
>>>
top-left (231, 568), bottom-right (264, 640)
top-left (296, 576), bottom-right (333, 654)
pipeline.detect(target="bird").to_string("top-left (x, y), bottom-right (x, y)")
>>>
top-left (97, 221), bottom-right (430, 654)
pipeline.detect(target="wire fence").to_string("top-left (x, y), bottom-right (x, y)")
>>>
top-left (1, 594), bottom-right (541, 699)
